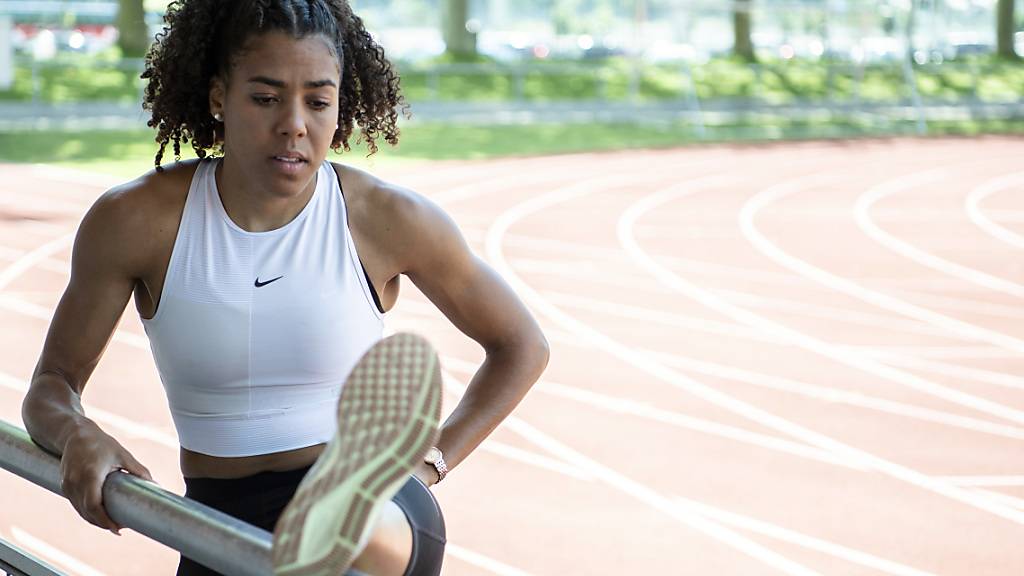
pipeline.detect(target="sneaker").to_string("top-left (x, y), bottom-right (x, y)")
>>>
top-left (271, 332), bottom-right (443, 575)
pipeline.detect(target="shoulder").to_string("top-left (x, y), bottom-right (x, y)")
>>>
top-left (90, 159), bottom-right (199, 221)
top-left (330, 161), bottom-right (466, 271)
top-left (332, 160), bottom-right (451, 231)
top-left (77, 159), bottom-right (202, 269)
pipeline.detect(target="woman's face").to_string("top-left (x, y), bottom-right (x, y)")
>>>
top-left (210, 31), bottom-right (341, 196)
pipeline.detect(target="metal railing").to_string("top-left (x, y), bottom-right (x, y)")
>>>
top-left (0, 536), bottom-right (64, 576)
top-left (0, 419), bottom-right (274, 576)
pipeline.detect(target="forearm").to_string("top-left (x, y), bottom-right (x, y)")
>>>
top-left (434, 337), bottom-right (549, 472)
top-left (22, 372), bottom-right (98, 457)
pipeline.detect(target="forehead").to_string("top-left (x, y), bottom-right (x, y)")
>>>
top-left (230, 31), bottom-right (340, 81)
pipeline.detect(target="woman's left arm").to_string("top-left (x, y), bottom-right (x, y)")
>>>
top-left (383, 185), bottom-right (550, 486)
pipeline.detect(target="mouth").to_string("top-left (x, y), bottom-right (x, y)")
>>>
top-left (271, 152), bottom-right (308, 164)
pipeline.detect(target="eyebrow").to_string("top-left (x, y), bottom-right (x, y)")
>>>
top-left (247, 76), bottom-right (337, 89)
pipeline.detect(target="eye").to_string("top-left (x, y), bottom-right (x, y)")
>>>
top-left (252, 95), bottom-right (277, 105)
top-left (309, 100), bottom-right (331, 110)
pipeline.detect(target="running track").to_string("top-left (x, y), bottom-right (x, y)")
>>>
top-left (1, 136), bottom-right (1023, 575)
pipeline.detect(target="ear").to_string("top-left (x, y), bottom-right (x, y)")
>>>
top-left (208, 75), bottom-right (226, 118)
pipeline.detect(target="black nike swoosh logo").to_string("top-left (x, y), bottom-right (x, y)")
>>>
top-left (255, 275), bottom-right (284, 288)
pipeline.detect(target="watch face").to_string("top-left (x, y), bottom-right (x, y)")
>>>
top-left (425, 447), bottom-right (442, 463)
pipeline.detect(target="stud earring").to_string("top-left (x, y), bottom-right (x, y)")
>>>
top-left (213, 112), bottom-right (223, 122)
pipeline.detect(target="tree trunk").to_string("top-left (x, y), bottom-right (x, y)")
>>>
top-left (733, 0), bottom-right (755, 62)
top-left (996, 0), bottom-right (1018, 59)
top-left (116, 0), bottom-right (148, 58)
top-left (443, 0), bottom-right (477, 59)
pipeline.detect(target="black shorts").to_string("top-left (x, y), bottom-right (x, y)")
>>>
top-left (177, 464), bottom-right (445, 576)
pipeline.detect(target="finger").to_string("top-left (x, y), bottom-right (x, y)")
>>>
top-left (120, 456), bottom-right (154, 482)
top-left (82, 480), bottom-right (121, 535)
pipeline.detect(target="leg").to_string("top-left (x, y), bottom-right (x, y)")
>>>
top-left (351, 476), bottom-right (446, 576)
top-left (350, 500), bottom-right (412, 576)
top-left (272, 333), bottom-right (443, 576)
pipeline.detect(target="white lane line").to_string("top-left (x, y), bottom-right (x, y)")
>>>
top-left (615, 176), bottom-right (1024, 524)
top-left (972, 489), bottom-right (1024, 511)
top-left (10, 526), bottom-right (109, 576)
top-left (0, 295), bottom-right (150, 350)
top-left (0, 244), bottom-right (72, 275)
top-left (540, 290), bottom-right (775, 343)
top-left (439, 356), bottom-right (868, 471)
top-left (480, 440), bottom-right (595, 482)
top-left (432, 160), bottom-right (574, 206)
top-left (442, 369), bottom-right (821, 576)
top-left (734, 175), bottom-right (1024, 425)
top-left (502, 253), bottom-right (959, 340)
top-left (740, 172), bottom-right (1024, 354)
top-left (879, 356), bottom-right (1024, 392)
top-left (938, 476), bottom-right (1024, 487)
top-left (29, 164), bottom-right (122, 189)
top-left (0, 371), bottom-right (178, 448)
top-left (855, 169), bottom-right (1024, 298)
top-left (444, 543), bottom-right (539, 576)
top-left (441, 300), bottom-right (1024, 441)
top-left (484, 236), bottom-right (964, 340)
top-left (641, 350), bottom-right (1024, 441)
top-left (672, 497), bottom-right (936, 576)
top-left (885, 288), bottom-right (1024, 320)
top-left (0, 233), bottom-right (75, 292)
top-left (714, 289), bottom-right (952, 339)
top-left (484, 173), bottom-right (836, 575)
top-left (965, 172), bottom-right (1024, 250)
top-left (835, 345), bottom-right (1014, 360)
top-left (986, 209), bottom-right (1024, 222)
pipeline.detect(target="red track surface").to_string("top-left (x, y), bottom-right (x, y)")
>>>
top-left (1, 136), bottom-right (1023, 575)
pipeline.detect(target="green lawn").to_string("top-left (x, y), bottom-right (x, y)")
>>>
top-left (6, 53), bottom-right (1023, 105)
top-left (4, 119), bottom-right (1023, 179)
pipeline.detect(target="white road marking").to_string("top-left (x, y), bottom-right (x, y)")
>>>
top-left (617, 175), bottom-right (1024, 524)
top-left (439, 356), bottom-right (869, 471)
top-left (0, 371), bottom-right (177, 448)
top-left (485, 172), bottom-right (827, 575)
top-left (672, 497), bottom-right (936, 576)
top-left (479, 440), bottom-right (595, 482)
top-left (10, 526), bottom-right (109, 576)
top-left (937, 476), bottom-right (1024, 487)
top-left (29, 164), bottom-right (122, 189)
top-left (741, 172), bottom-right (1024, 350)
top-left (641, 350), bottom-right (1024, 441)
top-left (443, 369), bottom-right (822, 576)
top-left (0, 233), bottom-right (75, 292)
top-left (540, 290), bottom-right (774, 343)
top-left (834, 344), bottom-right (1015, 360)
top-left (965, 172), bottom-right (1024, 250)
top-left (444, 543), bottom-right (539, 576)
top-left (877, 356), bottom-right (1024, 392)
top-left (972, 488), bottom-right (1024, 511)
top-left (855, 169), bottom-right (1024, 298)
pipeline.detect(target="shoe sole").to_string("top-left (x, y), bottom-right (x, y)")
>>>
top-left (271, 332), bottom-right (442, 576)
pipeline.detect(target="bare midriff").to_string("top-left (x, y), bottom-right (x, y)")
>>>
top-left (180, 443), bottom-right (326, 479)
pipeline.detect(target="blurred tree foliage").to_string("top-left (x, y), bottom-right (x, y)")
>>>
top-left (996, 0), bottom-right (1019, 60)
top-left (116, 0), bottom-right (148, 58)
top-left (443, 0), bottom-right (477, 58)
top-left (734, 0), bottom-right (755, 62)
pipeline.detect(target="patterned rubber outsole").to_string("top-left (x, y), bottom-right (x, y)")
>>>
top-left (271, 332), bottom-right (442, 576)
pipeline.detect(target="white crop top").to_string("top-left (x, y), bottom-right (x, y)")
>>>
top-left (141, 159), bottom-right (384, 457)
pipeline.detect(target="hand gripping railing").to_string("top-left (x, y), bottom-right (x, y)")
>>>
top-left (0, 419), bottom-right (273, 575)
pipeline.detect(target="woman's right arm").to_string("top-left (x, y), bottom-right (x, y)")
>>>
top-left (22, 183), bottom-right (156, 535)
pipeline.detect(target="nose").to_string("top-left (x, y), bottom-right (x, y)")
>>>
top-left (276, 100), bottom-right (307, 138)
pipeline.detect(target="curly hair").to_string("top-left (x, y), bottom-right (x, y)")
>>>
top-left (141, 0), bottom-right (408, 170)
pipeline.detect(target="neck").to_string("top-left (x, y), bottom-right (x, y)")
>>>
top-left (215, 157), bottom-right (318, 233)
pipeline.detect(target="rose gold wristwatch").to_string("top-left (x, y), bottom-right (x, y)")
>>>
top-left (424, 446), bottom-right (448, 483)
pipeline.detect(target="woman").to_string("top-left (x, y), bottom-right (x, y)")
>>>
top-left (20, 1), bottom-right (549, 575)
